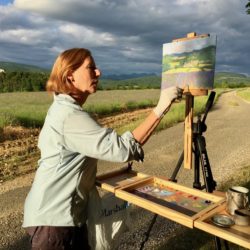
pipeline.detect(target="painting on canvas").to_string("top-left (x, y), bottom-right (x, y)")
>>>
top-left (161, 35), bottom-right (216, 91)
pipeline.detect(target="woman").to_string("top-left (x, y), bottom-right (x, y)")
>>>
top-left (23, 48), bottom-right (180, 250)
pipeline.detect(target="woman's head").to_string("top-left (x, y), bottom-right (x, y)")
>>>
top-left (46, 48), bottom-right (101, 96)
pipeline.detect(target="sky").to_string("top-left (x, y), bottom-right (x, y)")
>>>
top-left (163, 35), bottom-right (217, 55)
top-left (0, 0), bottom-right (249, 75)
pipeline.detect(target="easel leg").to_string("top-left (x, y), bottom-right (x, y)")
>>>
top-left (196, 134), bottom-right (216, 193)
top-left (184, 94), bottom-right (193, 169)
top-left (139, 214), bottom-right (158, 250)
top-left (170, 151), bottom-right (184, 182)
top-left (213, 235), bottom-right (231, 250)
top-left (214, 236), bottom-right (222, 250)
top-left (224, 239), bottom-right (230, 250)
top-left (193, 138), bottom-right (202, 189)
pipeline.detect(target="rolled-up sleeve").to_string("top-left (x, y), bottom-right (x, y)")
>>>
top-left (63, 111), bottom-right (144, 162)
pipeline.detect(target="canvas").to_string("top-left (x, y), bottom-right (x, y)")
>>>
top-left (161, 35), bottom-right (217, 91)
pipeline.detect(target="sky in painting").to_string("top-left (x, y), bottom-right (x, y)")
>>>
top-left (0, 0), bottom-right (249, 75)
top-left (163, 36), bottom-right (217, 56)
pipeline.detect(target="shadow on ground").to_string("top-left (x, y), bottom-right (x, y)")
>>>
top-left (0, 235), bottom-right (29, 250)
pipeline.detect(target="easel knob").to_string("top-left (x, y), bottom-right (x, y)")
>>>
top-left (187, 32), bottom-right (197, 38)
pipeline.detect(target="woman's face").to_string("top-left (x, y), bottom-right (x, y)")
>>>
top-left (70, 56), bottom-right (101, 94)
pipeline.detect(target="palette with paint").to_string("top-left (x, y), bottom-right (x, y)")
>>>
top-left (131, 183), bottom-right (213, 216)
top-left (115, 177), bottom-right (225, 228)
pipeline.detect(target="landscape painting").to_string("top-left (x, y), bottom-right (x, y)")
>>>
top-left (161, 35), bottom-right (217, 90)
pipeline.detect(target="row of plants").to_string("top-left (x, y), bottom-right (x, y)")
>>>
top-left (116, 89), bottom-right (224, 134)
top-left (0, 99), bottom-right (157, 129)
top-left (1, 71), bottom-right (250, 92)
top-left (1, 88), bottom-right (249, 132)
top-left (0, 89), bottom-right (221, 130)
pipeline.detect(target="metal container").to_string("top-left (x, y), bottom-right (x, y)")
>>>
top-left (234, 209), bottom-right (250, 226)
top-left (226, 186), bottom-right (249, 215)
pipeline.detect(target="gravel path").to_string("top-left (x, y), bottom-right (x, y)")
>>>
top-left (0, 90), bottom-right (249, 250)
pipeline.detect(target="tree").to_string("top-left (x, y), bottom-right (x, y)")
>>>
top-left (246, 1), bottom-right (250, 14)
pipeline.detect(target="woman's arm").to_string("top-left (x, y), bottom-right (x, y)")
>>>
top-left (132, 86), bottom-right (180, 145)
top-left (132, 111), bottom-right (160, 145)
top-left (132, 107), bottom-right (170, 145)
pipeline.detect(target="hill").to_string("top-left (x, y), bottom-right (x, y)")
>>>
top-left (102, 73), bottom-right (157, 80)
top-left (0, 61), bottom-right (249, 91)
top-left (214, 72), bottom-right (250, 88)
top-left (100, 72), bottom-right (250, 89)
top-left (215, 72), bottom-right (249, 83)
top-left (99, 75), bottom-right (161, 89)
top-left (0, 61), bottom-right (49, 73)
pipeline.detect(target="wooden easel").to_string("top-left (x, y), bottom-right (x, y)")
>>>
top-left (172, 32), bottom-right (209, 169)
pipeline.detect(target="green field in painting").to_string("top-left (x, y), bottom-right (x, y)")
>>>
top-left (162, 45), bottom-right (216, 73)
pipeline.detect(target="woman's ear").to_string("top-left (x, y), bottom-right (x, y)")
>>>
top-left (67, 73), bottom-right (74, 83)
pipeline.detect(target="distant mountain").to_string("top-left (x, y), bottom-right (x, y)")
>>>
top-left (216, 72), bottom-right (247, 78)
top-left (0, 61), bottom-right (157, 78)
top-left (102, 71), bottom-right (250, 82)
top-left (215, 72), bottom-right (250, 84)
top-left (0, 61), bottom-right (49, 73)
top-left (99, 71), bottom-right (250, 90)
top-left (0, 60), bottom-right (249, 89)
top-left (102, 73), bottom-right (157, 80)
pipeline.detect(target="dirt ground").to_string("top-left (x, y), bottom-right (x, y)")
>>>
top-left (0, 108), bottom-right (152, 182)
top-left (0, 90), bottom-right (250, 250)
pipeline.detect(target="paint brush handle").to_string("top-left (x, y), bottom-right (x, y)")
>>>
top-left (175, 87), bottom-right (183, 102)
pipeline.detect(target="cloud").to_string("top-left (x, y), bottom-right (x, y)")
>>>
top-left (0, 0), bottom-right (249, 74)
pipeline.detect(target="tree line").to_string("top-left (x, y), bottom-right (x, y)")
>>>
top-left (0, 71), bottom-right (249, 93)
top-left (0, 71), bottom-right (48, 92)
top-left (0, 72), bottom-right (161, 92)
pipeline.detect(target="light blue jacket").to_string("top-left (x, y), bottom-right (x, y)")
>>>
top-left (23, 94), bottom-right (144, 227)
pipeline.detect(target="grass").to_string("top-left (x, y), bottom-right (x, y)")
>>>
top-left (84, 99), bottom-right (156, 116)
top-left (116, 89), bottom-right (224, 134)
top-left (0, 90), bottom-right (160, 129)
top-left (236, 88), bottom-right (250, 102)
top-left (0, 87), bottom-right (247, 133)
top-left (219, 165), bottom-right (250, 192)
top-left (0, 88), bottom-right (249, 248)
top-left (0, 92), bottom-right (52, 128)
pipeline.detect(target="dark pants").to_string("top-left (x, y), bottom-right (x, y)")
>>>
top-left (25, 224), bottom-right (91, 250)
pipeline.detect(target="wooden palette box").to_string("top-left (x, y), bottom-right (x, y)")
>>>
top-left (96, 165), bottom-right (150, 193)
top-left (115, 177), bottom-right (225, 228)
top-left (195, 202), bottom-right (250, 249)
top-left (97, 169), bottom-right (249, 248)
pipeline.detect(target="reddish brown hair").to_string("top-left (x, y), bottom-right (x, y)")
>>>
top-left (46, 48), bottom-right (91, 94)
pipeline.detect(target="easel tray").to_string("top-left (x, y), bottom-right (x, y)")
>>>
top-left (96, 165), bottom-right (150, 193)
top-left (115, 177), bottom-right (225, 228)
top-left (194, 202), bottom-right (250, 249)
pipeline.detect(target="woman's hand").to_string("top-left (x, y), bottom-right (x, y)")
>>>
top-left (132, 86), bottom-right (182, 145)
top-left (153, 86), bottom-right (182, 118)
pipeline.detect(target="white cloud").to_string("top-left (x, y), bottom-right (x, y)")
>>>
top-left (0, 29), bottom-right (44, 45)
top-left (14, 0), bottom-right (59, 13)
top-left (58, 24), bottom-right (116, 46)
top-left (0, 0), bottom-right (248, 74)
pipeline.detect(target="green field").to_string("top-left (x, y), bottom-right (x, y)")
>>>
top-left (1, 88), bottom-right (250, 250)
top-left (162, 46), bottom-right (216, 73)
top-left (237, 88), bottom-right (250, 102)
top-left (0, 89), bottom-right (229, 133)
top-left (2, 88), bottom-right (250, 133)
top-left (0, 90), bottom-right (160, 128)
